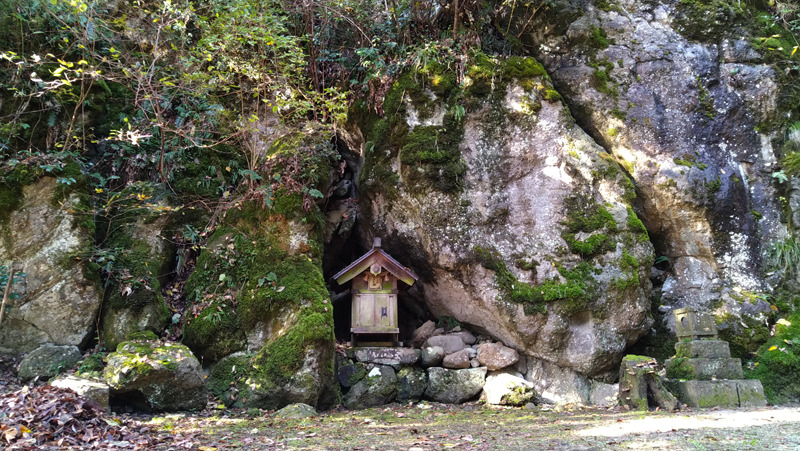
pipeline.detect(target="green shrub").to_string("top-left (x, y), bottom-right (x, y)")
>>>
top-left (746, 313), bottom-right (800, 404)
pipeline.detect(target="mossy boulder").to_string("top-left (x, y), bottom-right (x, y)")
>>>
top-left (425, 367), bottom-right (487, 404)
top-left (396, 366), bottom-right (427, 402)
top-left (103, 338), bottom-right (206, 411)
top-left (483, 370), bottom-right (537, 406)
top-left (342, 365), bottom-right (398, 409)
top-left (17, 344), bottom-right (82, 382)
top-left (191, 197), bottom-right (336, 410)
top-left (273, 403), bottom-right (317, 419)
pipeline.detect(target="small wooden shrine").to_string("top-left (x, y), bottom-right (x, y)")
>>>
top-left (333, 238), bottom-right (417, 346)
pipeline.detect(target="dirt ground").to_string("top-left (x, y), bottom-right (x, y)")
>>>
top-left (141, 402), bottom-right (800, 450)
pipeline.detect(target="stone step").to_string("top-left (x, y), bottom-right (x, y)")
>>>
top-left (665, 357), bottom-right (744, 381)
top-left (665, 379), bottom-right (767, 408)
top-left (674, 339), bottom-right (731, 359)
top-left (353, 347), bottom-right (421, 367)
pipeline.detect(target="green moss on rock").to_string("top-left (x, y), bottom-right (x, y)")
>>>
top-left (561, 196), bottom-right (618, 258)
top-left (674, 0), bottom-right (740, 43)
top-left (182, 198), bottom-right (336, 409)
top-left (473, 246), bottom-right (596, 316)
top-left (626, 207), bottom-right (649, 242)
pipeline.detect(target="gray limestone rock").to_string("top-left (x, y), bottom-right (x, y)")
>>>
top-left (483, 370), bottom-right (536, 406)
top-left (409, 320), bottom-right (437, 348)
top-left (104, 339), bottom-right (207, 412)
top-left (354, 347), bottom-right (420, 366)
top-left (274, 403), bottom-right (317, 419)
top-left (396, 366), bottom-right (427, 402)
top-left (51, 376), bottom-right (110, 411)
top-left (358, 52), bottom-right (654, 379)
top-left (420, 346), bottom-right (445, 368)
top-left (18, 344), bottom-right (82, 382)
top-left (527, 357), bottom-right (591, 405)
top-left (442, 349), bottom-right (471, 369)
top-left (425, 335), bottom-right (465, 355)
top-left (0, 178), bottom-right (102, 352)
top-left (511, 0), bottom-right (784, 339)
top-left (343, 365), bottom-right (397, 409)
top-left (449, 331), bottom-right (477, 346)
top-left (477, 343), bottom-right (519, 371)
top-left (589, 382), bottom-right (619, 407)
top-left (425, 367), bottom-right (487, 404)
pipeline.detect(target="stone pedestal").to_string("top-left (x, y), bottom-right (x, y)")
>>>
top-left (619, 355), bottom-right (677, 411)
top-left (665, 379), bottom-right (767, 408)
top-left (665, 307), bottom-right (766, 408)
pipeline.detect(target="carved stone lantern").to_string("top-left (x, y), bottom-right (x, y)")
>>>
top-left (674, 306), bottom-right (718, 340)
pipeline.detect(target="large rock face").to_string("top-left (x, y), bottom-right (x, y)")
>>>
top-left (505, 0), bottom-right (784, 328)
top-left (354, 58), bottom-right (654, 379)
top-left (0, 177), bottom-right (101, 352)
top-left (99, 193), bottom-right (177, 350)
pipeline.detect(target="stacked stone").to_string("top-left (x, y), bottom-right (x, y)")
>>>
top-left (664, 307), bottom-right (766, 408)
top-left (338, 320), bottom-right (536, 409)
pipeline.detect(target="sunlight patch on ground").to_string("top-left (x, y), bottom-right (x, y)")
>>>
top-left (578, 408), bottom-right (800, 437)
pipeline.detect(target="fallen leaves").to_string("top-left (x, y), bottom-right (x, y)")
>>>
top-left (0, 385), bottom-right (155, 449)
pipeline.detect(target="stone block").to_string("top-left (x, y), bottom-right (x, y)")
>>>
top-left (483, 370), bottom-right (536, 406)
top-left (477, 343), bottom-right (519, 371)
top-left (665, 357), bottom-right (744, 381)
top-left (354, 347), bottom-right (420, 366)
top-left (666, 380), bottom-right (740, 408)
top-left (736, 379), bottom-right (767, 408)
top-left (420, 346), bottom-right (445, 367)
top-left (51, 376), bottom-right (110, 412)
top-left (442, 349), bottom-right (471, 369)
top-left (619, 355), bottom-right (657, 410)
top-left (425, 367), bottom-right (487, 404)
top-left (674, 307), bottom-right (718, 339)
top-left (425, 336), bottom-right (465, 355)
top-left (674, 340), bottom-right (731, 359)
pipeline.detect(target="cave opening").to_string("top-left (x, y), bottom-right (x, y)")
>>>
top-left (322, 136), bottom-right (432, 346)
